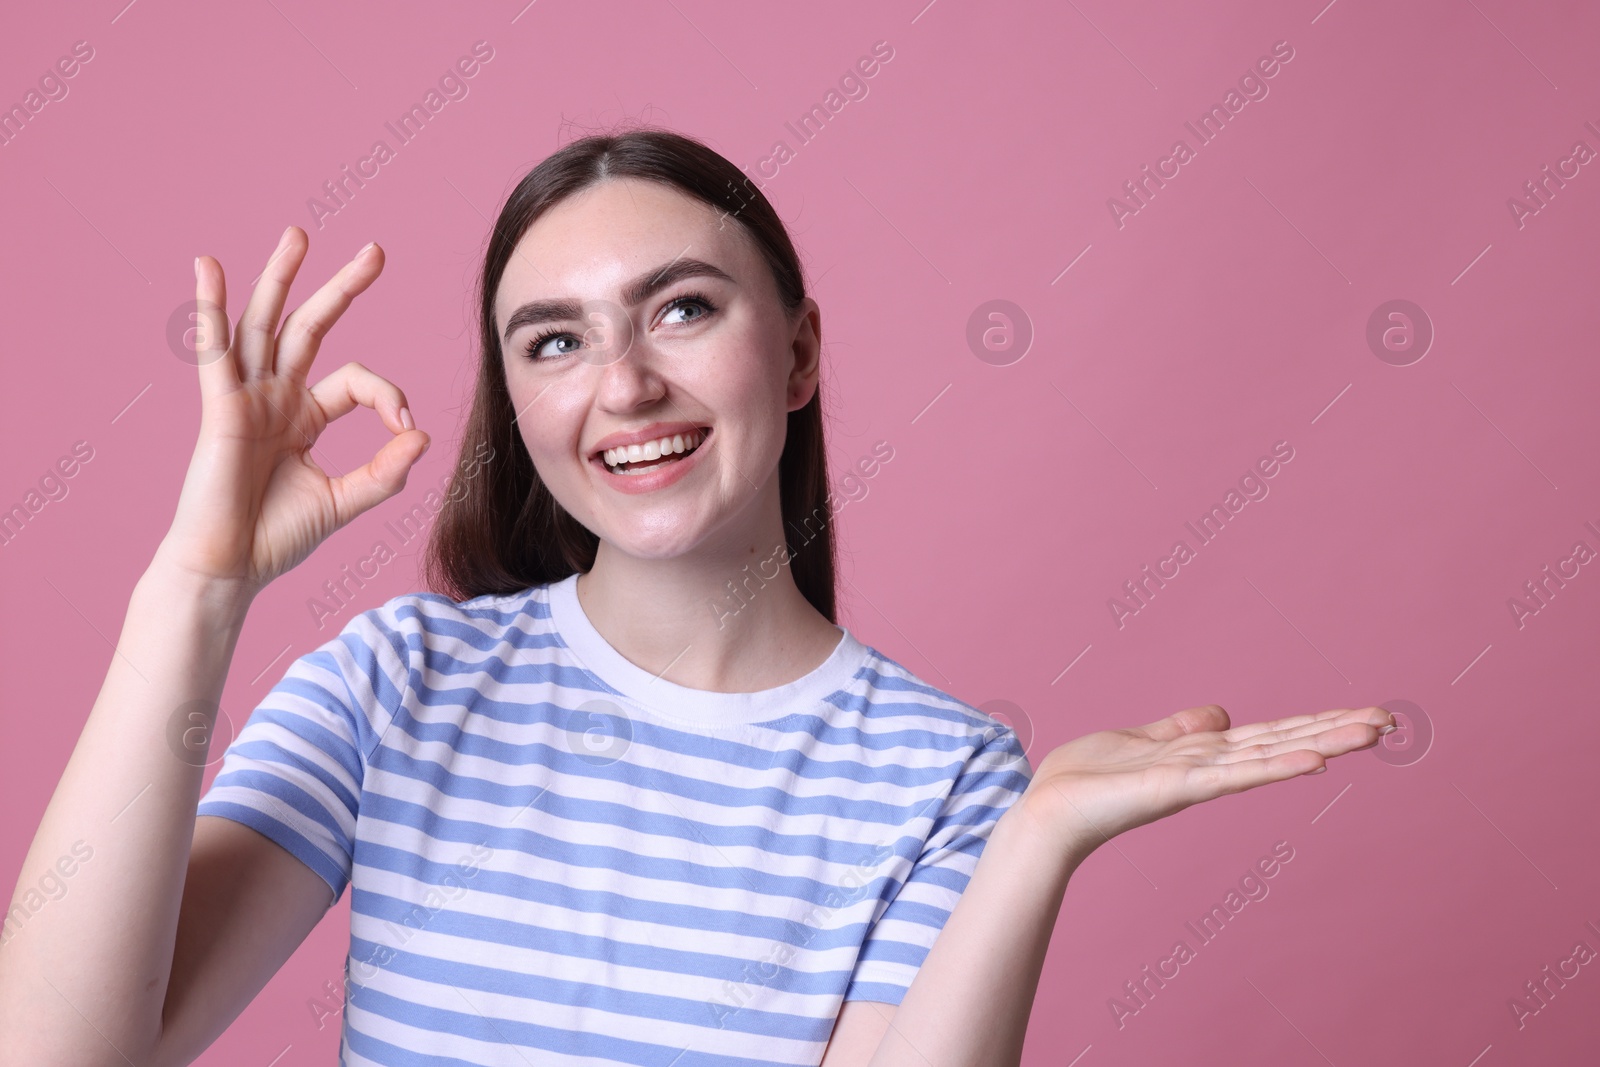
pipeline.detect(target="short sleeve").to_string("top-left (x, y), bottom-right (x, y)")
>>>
top-left (195, 603), bottom-right (413, 906)
top-left (842, 723), bottom-right (1033, 1004)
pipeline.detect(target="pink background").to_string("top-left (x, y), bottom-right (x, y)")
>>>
top-left (4, 0), bottom-right (1598, 1063)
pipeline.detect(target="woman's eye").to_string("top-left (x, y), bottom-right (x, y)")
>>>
top-left (525, 331), bottom-right (581, 361)
top-left (661, 294), bottom-right (716, 327)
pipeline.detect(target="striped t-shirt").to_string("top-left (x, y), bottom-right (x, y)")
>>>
top-left (196, 571), bottom-right (1033, 1066)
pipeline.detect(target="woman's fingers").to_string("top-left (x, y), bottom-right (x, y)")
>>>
top-left (1135, 704), bottom-right (1230, 742)
top-left (1260, 709), bottom-right (1393, 749)
top-left (307, 360), bottom-right (414, 436)
top-left (326, 429), bottom-right (431, 529)
top-left (1222, 707), bottom-right (1355, 744)
top-left (1189, 749), bottom-right (1324, 799)
top-left (193, 255), bottom-right (239, 401)
top-left (275, 242), bottom-right (385, 384)
top-left (1215, 718), bottom-right (1386, 767)
top-left (1225, 707), bottom-right (1394, 754)
top-left (236, 227), bottom-right (308, 380)
top-left (307, 360), bottom-right (429, 526)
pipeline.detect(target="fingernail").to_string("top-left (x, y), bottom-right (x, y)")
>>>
top-left (193, 256), bottom-right (200, 277)
top-left (420, 437), bottom-right (431, 455)
top-left (1378, 724), bottom-right (1397, 735)
top-left (1308, 766), bottom-right (1327, 774)
top-left (358, 241), bottom-right (376, 257)
top-left (399, 406), bottom-right (415, 431)
top-left (277, 225), bottom-right (293, 250)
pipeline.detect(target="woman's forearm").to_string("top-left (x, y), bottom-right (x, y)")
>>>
top-left (867, 791), bottom-right (1087, 1067)
top-left (0, 555), bottom-right (254, 1063)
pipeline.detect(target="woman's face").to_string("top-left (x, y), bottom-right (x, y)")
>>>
top-left (494, 177), bottom-right (820, 561)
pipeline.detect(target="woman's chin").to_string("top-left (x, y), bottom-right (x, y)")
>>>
top-left (594, 521), bottom-right (711, 562)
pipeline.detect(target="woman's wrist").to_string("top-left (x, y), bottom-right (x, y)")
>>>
top-left (138, 547), bottom-right (259, 625)
top-left (1010, 777), bottom-right (1102, 870)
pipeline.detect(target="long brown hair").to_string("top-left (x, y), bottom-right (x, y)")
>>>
top-left (421, 126), bottom-right (839, 622)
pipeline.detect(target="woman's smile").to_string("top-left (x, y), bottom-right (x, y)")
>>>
top-left (588, 423), bottom-right (714, 494)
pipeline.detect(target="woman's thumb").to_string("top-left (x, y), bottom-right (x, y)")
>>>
top-left (331, 430), bottom-right (431, 525)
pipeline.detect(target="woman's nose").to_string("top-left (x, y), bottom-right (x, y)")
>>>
top-left (594, 342), bottom-right (668, 411)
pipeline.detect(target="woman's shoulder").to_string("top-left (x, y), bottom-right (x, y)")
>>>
top-left (848, 639), bottom-right (1030, 763)
top-left (330, 581), bottom-right (555, 651)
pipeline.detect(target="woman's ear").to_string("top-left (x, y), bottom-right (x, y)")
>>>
top-left (786, 297), bottom-right (822, 412)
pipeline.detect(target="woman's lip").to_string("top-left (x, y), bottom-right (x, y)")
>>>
top-left (591, 427), bottom-right (711, 494)
top-left (589, 422), bottom-right (711, 460)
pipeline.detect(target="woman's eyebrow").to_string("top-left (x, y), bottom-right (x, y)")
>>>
top-left (501, 257), bottom-right (736, 344)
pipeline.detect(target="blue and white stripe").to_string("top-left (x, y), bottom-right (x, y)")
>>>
top-left (197, 572), bottom-right (1032, 1065)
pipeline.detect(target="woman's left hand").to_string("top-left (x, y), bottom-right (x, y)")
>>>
top-left (1016, 704), bottom-right (1397, 859)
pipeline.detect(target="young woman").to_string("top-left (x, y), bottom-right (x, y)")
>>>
top-left (0, 128), bottom-right (1395, 1066)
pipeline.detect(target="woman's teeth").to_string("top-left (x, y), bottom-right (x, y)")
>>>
top-left (602, 428), bottom-right (706, 475)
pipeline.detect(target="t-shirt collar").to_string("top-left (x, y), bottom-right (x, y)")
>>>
top-left (546, 571), bottom-right (871, 727)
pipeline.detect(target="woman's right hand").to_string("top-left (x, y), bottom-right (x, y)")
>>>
top-left (153, 226), bottom-right (431, 598)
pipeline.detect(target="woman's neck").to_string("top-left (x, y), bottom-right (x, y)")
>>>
top-left (575, 537), bottom-right (842, 695)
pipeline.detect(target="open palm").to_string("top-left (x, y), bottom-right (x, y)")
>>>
top-left (1020, 704), bottom-right (1396, 858)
